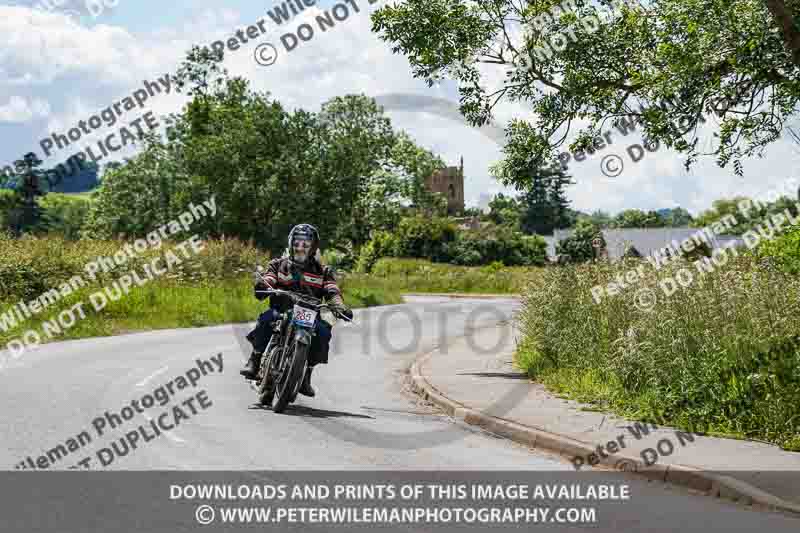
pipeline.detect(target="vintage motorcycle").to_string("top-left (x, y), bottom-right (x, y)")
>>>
top-left (251, 285), bottom-right (352, 413)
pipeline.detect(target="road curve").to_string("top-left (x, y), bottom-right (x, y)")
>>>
top-left (1, 296), bottom-right (798, 532)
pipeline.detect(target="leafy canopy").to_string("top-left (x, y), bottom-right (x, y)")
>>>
top-left (372, 0), bottom-right (800, 185)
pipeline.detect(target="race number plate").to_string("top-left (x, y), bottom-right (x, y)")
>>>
top-left (293, 305), bottom-right (317, 327)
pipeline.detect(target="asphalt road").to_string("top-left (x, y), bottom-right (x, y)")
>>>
top-left (1, 296), bottom-right (798, 532)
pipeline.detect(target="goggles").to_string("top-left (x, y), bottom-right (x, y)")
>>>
top-left (292, 236), bottom-right (312, 247)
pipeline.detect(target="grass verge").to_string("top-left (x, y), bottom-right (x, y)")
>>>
top-left (0, 234), bottom-right (401, 350)
top-left (515, 254), bottom-right (800, 451)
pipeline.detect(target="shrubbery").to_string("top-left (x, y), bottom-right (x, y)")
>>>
top-left (516, 254), bottom-right (800, 450)
top-left (0, 233), bottom-right (400, 349)
top-left (0, 231), bottom-right (262, 303)
top-left (758, 225), bottom-right (800, 274)
top-left (356, 216), bottom-right (547, 271)
top-left (0, 191), bottom-right (92, 239)
top-left (445, 231), bottom-right (547, 267)
top-left (555, 219), bottom-right (604, 263)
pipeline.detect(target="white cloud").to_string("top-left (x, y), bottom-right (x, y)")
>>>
top-left (0, 95), bottom-right (51, 122)
top-left (1, 3), bottom-right (798, 215)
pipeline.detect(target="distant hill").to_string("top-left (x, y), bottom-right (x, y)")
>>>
top-left (0, 162), bottom-right (100, 194)
top-left (48, 165), bottom-right (100, 193)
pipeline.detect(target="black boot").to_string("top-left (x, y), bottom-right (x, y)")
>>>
top-left (298, 365), bottom-right (315, 397)
top-left (240, 351), bottom-right (262, 380)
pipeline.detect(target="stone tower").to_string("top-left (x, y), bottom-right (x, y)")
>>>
top-left (424, 157), bottom-right (465, 215)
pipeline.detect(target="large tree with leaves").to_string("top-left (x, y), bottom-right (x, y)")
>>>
top-left (84, 47), bottom-right (446, 254)
top-left (372, 0), bottom-right (800, 185)
top-left (517, 165), bottom-right (574, 235)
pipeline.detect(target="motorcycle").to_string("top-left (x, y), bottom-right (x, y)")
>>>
top-left (251, 283), bottom-right (352, 414)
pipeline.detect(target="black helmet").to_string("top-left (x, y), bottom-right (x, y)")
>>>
top-left (287, 223), bottom-right (320, 267)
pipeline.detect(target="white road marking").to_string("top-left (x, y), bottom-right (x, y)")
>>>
top-left (136, 366), bottom-right (169, 388)
top-left (144, 413), bottom-right (185, 443)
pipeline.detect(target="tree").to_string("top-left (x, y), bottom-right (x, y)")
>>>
top-left (5, 153), bottom-right (46, 235)
top-left (517, 165), bottom-right (574, 235)
top-left (316, 94), bottom-right (397, 248)
top-left (372, 0), bottom-right (800, 184)
top-left (578, 210), bottom-right (613, 228)
top-left (763, 0), bottom-right (800, 67)
top-left (487, 193), bottom-right (521, 228)
top-left (661, 207), bottom-right (694, 227)
top-left (83, 48), bottom-right (446, 254)
top-left (556, 219), bottom-right (605, 263)
top-left (611, 209), bottom-right (667, 228)
top-left (382, 131), bottom-right (448, 222)
top-left (692, 197), bottom-right (761, 235)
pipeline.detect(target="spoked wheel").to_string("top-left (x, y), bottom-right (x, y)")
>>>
top-left (272, 342), bottom-right (308, 414)
top-left (257, 349), bottom-right (278, 407)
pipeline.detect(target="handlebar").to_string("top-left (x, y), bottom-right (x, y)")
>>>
top-left (254, 286), bottom-right (353, 322)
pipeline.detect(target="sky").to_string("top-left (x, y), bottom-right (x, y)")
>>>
top-left (1, 0), bottom-right (799, 216)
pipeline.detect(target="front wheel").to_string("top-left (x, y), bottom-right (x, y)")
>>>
top-left (257, 349), bottom-right (278, 407)
top-left (272, 341), bottom-right (308, 414)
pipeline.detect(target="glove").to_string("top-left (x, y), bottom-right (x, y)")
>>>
top-left (253, 266), bottom-right (266, 285)
top-left (254, 282), bottom-right (268, 301)
top-left (334, 306), bottom-right (353, 321)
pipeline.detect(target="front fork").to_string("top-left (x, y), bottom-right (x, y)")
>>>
top-left (289, 326), bottom-right (315, 400)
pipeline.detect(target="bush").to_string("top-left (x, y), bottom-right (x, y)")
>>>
top-left (39, 193), bottom-right (93, 239)
top-left (322, 248), bottom-right (356, 272)
top-left (758, 225), bottom-right (800, 274)
top-left (0, 191), bottom-right (93, 239)
top-left (447, 231), bottom-right (547, 266)
top-left (516, 254), bottom-right (800, 449)
top-left (393, 216), bottom-right (456, 260)
top-left (681, 240), bottom-right (712, 261)
top-left (355, 217), bottom-right (546, 269)
top-left (355, 231), bottom-right (399, 273)
top-left (0, 233), bottom-right (263, 303)
top-left (556, 219), bottom-right (604, 263)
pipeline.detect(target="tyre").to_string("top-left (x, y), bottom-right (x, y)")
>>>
top-left (272, 341), bottom-right (308, 414)
top-left (257, 349), bottom-right (277, 407)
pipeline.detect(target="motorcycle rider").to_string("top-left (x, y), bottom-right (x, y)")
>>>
top-left (240, 224), bottom-right (353, 398)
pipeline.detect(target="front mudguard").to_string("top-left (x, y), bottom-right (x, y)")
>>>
top-left (294, 328), bottom-right (313, 346)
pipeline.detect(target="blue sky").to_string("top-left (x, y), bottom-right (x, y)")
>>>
top-left (2, 1), bottom-right (799, 215)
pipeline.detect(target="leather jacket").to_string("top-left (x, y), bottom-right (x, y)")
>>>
top-left (254, 256), bottom-right (346, 312)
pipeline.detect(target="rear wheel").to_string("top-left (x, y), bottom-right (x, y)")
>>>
top-left (272, 341), bottom-right (308, 414)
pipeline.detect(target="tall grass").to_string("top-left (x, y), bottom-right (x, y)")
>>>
top-left (516, 255), bottom-right (800, 450)
top-left (348, 258), bottom-right (538, 294)
top-left (0, 233), bottom-right (400, 348)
